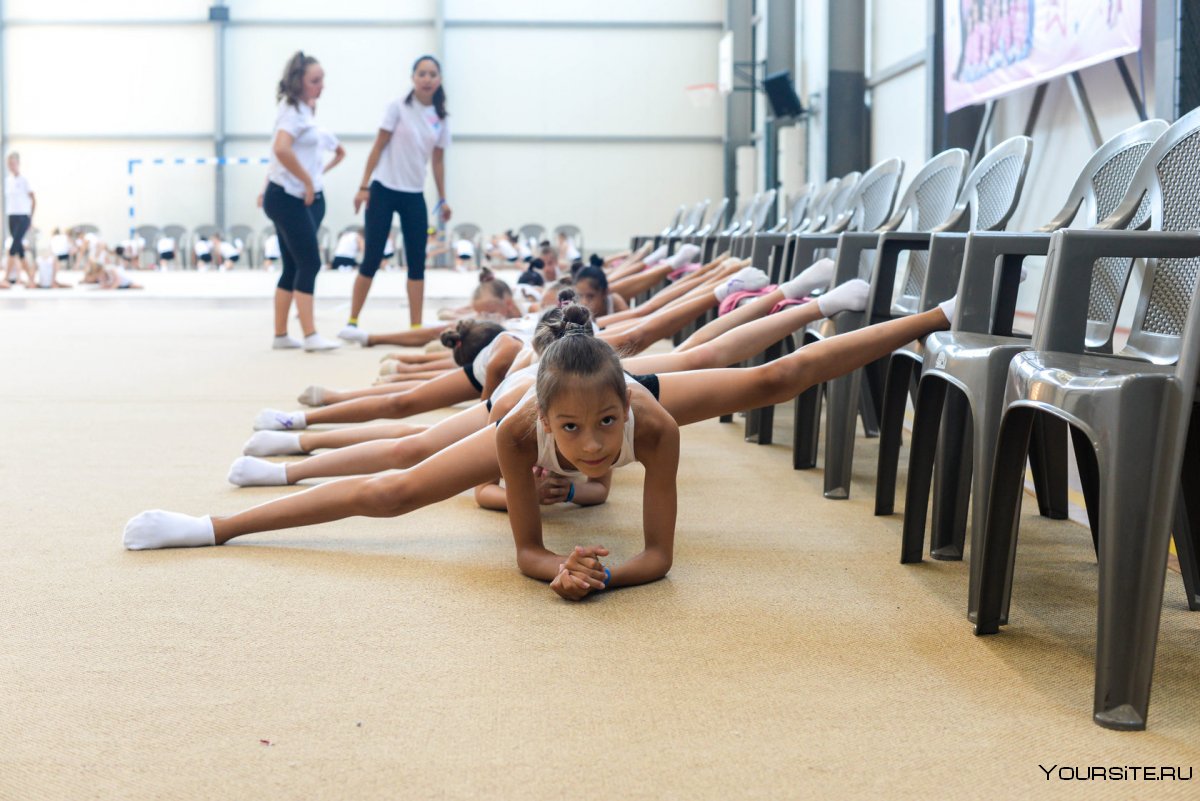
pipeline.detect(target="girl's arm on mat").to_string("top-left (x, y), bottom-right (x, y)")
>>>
top-left (473, 470), bottom-right (611, 511)
top-left (597, 401), bottom-right (678, 590)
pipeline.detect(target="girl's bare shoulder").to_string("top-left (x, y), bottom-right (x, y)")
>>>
top-left (630, 386), bottom-right (679, 448)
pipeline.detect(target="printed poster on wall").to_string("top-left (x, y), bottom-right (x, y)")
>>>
top-left (944, 0), bottom-right (1141, 112)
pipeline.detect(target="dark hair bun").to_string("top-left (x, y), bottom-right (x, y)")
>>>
top-left (439, 329), bottom-right (463, 349)
top-left (562, 303), bottom-right (592, 331)
top-left (557, 288), bottom-right (577, 307)
top-left (589, 254), bottom-right (604, 268)
top-left (478, 266), bottom-right (495, 283)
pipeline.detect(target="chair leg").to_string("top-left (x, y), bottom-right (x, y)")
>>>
top-left (1091, 448), bottom-right (1176, 730)
top-left (974, 406), bottom-right (1037, 632)
top-left (1029, 415), bottom-right (1070, 519)
top-left (875, 356), bottom-right (916, 516)
top-left (930, 388), bottom-right (973, 560)
top-left (1172, 403), bottom-right (1200, 611)
top-left (900, 378), bottom-right (949, 564)
top-left (793, 382), bottom-right (823, 470)
top-left (745, 340), bottom-right (784, 445)
top-left (860, 358), bottom-right (886, 438)
top-left (823, 366), bottom-right (863, 499)
top-left (1069, 425), bottom-right (1102, 555)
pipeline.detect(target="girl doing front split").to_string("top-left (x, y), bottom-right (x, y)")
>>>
top-left (125, 296), bottom-right (956, 601)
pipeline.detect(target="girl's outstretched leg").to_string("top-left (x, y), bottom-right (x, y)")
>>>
top-left (125, 425), bottom-right (502, 549)
top-left (231, 404), bottom-right (489, 485)
top-left (256, 370), bottom-right (475, 429)
top-left (657, 305), bottom-right (952, 426)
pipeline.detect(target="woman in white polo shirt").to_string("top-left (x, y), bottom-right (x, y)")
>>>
top-left (262, 51), bottom-right (343, 352)
top-left (340, 55), bottom-right (452, 342)
top-left (4, 152), bottom-right (36, 289)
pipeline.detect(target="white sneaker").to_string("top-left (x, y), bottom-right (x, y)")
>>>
top-left (273, 334), bottom-right (302, 350)
top-left (304, 333), bottom-right (341, 352)
top-left (337, 325), bottom-right (370, 345)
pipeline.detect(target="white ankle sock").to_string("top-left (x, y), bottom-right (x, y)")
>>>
top-left (664, 244), bottom-right (701, 270)
top-left (123, 511), bottom-right (216, 550)
top-left (254, 408), bottom-right (307, 431)
top-left (816, 279), bottom-right (871, 317)
top-left (714, 267), bottom-right (770, 301)
top-left (644, 245), bottom-right (668, 265)
top-left (937, 295), bottom-right (957, 325)
top-left (297, 386), bottom-right (326, 407)
top-left (337, 325), bottom-right (370, 345)
top-left (272, 334), bottom-right (302, 350)
top-left (243, 430), bottom-right (305, 456)
top-left (781, 257), bottom-right (836, 300)
top-left (228, 456), bottom-right (290, 487)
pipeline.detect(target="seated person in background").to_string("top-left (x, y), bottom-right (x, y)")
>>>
top-left (537, 242), bottom-right (560, 282)
top-left (557, 232), bottom-right (581, 263)
top-left (331, 230), bottom-right (363, 271)
top-left (487, 231), bottom-right (519, 266)
top-left (262, 233), bottom-right (281, 270)
top-left (219, 237), bottom-right (242, 270)
top-left (425, 227), bottom-right (450, 267)
top-left (84, 245), bottom-right (142, 289)
top-left (454, 238), bottom-right (476, 270)
top-left (194, 236), bottom-right (214, 269)
top-left (156, 235), bottom-right (177, 270)
top-left (382, 231), bottom-right (397, 269)
top-left (50, 228), bottom-right (72, 269)
top-left (35, 248), bottom-right (71, 289)
top-left (517, 236), bottom-right (534, 263)
top-left (514, 264), bottom-right (544, 313)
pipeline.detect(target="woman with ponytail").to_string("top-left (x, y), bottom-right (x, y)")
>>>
top-left (263, 50), bottom-right (342, 352)
top-left (341, 55), bottom-right (452, 338)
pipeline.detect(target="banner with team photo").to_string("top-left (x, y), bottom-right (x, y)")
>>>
top-left (944, 0), bottom-right (1141, 112)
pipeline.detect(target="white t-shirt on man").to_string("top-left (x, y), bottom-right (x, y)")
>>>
top-left (371, 96), bottom-right (450, 192)
top-left (267, 101), bottom-right (326, 199)
top-left (5, 174), bottom-right (33, 215)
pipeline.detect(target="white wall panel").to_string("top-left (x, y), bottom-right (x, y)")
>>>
top-left (229, 0), bottom-right (433, 20)
top-left (5, 26), bottom-right (214, 135)
top-left (224, 26), bottom-right (436, 136)
top-left (3, 0), bottom-right (210, 21)
top-left (445, 28), bottom-right (723, 137)
top-left (8, 139), bottom-right (215, 245)
top-left (869, 0), bottom-right (926, 74)
top-left (446, 0), bottom-right (722, 23)
top-left (446, 142), bottom-right (723, 252)
top-left (870, 66), bottom-right (927, 177)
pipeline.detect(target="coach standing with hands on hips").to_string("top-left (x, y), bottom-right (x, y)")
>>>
top-left (340, 55), bottom-right (451, 341)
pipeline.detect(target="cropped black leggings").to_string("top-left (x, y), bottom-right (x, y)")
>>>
top-left (263, 181), bottom-right (326, 294)
top-left (359, 181), bottom-right (428, 281)
top-left (7, 215), bottom-right (30, 258)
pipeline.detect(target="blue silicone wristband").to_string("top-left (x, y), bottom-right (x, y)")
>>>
top-left (602, 567), bottom-right (611, 588)
top-left (565, 483), bottom-right (575, 503)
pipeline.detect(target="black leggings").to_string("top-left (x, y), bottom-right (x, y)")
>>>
top-left (7, 215), bottom-right (30, 258)
top-left (360, 181), bottom-right (427, 281)
top-left (263, 182), bottom-right (325, 294)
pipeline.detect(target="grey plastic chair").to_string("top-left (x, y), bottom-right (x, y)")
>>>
top-left (134, 225), bottom-right (160, 268)
top-left (257, 225), bottom-right (276, 267)
top-left (742, 161), bottom-right (905, 441)
top-left (781, 150), bottom-right (968, 453)
top-left (552, 223), bottom-right (584, 253)
top-left (891, 120), bottom-right (1169, 602)
top-left (518, 223), bottom-right (547, 245)
top-left (798, 137), bottom-right (1031, 498)
top-left (973, 106), bottom-right (1200, 730)
top-left (228, 224), bottom-right (254, 267)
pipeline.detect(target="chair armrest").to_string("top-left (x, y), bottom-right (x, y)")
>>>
top-left (751, 232), bottom-right (788, 271)
top-left (955, 231), bottom-right (1052, 335)
top-left (860, 232), bottom-right (934, 318)
top-left (916, 233), bottom-right (969, 317)
top-left (1035, 229), bottom-right (1200, 353)
top-left (788, 233), bottom-right (844, 280)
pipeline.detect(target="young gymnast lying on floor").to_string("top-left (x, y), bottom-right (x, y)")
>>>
top-left (125, 293), bottom-right (956, 601)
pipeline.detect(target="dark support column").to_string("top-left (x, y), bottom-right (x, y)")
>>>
top-left (927, 0), bottom-right (985, 156)
top-left (725, 1), bottom-right (753, 215)
top-left (825, 0), bottom-right (867, 175)
top-left (211, 3), bottom-right (229, 230)
top-left (763, 0), bottom-right (795, 226)
top-left (1179, 0), bottom-right (1199, 115)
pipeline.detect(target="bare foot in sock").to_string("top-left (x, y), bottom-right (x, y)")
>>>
top-left (815, 279), bottom-right (871, 317)
top-left (243, 430), bottom-right (305, 456)
top-left (714, 267), bottom-right (770, 301)
top-left (298, 386), bottom-right (326, 407)
top-left (123, 511), bottom-right (216, 550)
top-left (254, 409), bottom-right (307, 431)
top-left (781, 257), bottom-right (836, 300)
top-left (227, 456), bottom-right (290, 487)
